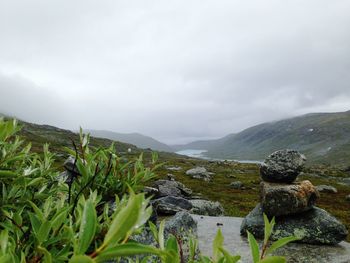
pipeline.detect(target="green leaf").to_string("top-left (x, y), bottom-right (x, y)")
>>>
top-left (69, 255), bottom-right (95, 263)
top-left (199, 256), bottom-right (211, 263)
top-left (28, 201), bottom-right (44, 222)
top-left (218, 247), bottom-right (241, 263)
top-left (158, 220), bottom-right (165, 250)
top-left (247, 231), bottom-right (260, 263)
top-left (259, 256), bottom-right (286, 263)
top-left (0, 170), bottom-right (17, 179)
top-left (0, 254), bottom-right (14, 263)
top-left (29, 212), bottom-right (41, 238)
top-left (76, 199), bottom-right (97, 255)
top-left (38, 246), bottom-right (52, 263)
top-left (263, 214), bottom-right (275, 245)
top-left (37, 221), bottom-right (52, 244)
top-left (266, 236), bottom-right (300, 255)
top-left (213, 228), bottom-right (224, 261)
top-left (0, 229), bottom-right (8, 253)
top-left (165, 235), bottom-right (179, 254)
top-left (102, 192), bottom-right (145, 247)
top-left (94, 243), bottom-right (162, 263)
top-left (51, 208), bottom-right (69, 232)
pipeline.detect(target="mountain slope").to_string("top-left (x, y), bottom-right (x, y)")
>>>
top-left (85, 129), bottom-right (173, 152)
top-left (172, 134), bottom-right (236, 151)
top-left (204, 111), bottom-right (350, 166)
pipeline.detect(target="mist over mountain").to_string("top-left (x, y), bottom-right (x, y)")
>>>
top-left (85, 129), bottom-right (174, 152)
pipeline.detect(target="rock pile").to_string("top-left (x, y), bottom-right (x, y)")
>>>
top-left (241, 149), bottom-right (348, 245)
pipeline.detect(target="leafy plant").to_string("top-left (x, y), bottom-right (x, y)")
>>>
top-left (247, 214), bottom-right (299, 263)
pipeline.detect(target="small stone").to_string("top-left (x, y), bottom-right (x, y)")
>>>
top-left (240, 204), bottom-right (348, 245)
top-left (189, 199), bottom-right (225, 216)
top-left (143, 186), bottom-right (159, 198)
top-left (260, 180), bottom-right (319, 216)
top-left (166, 166), bottom-right (182, 171)
top-left (346, 194), bottom-right (350, 201)
top-left (260, 149), bottom-right (306, 183)
top-left (63, 156), bottom-right (80, 175)
top-left (167, 173), bottom-right (176, 180)
top-left (152, 196), bottom-right (192, 215)
top-left (230, 181), bottom-right (243, 189)
top-left (316, 185), bottom-right (338, 194)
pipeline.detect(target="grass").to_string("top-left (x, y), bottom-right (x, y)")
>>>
top-left (154, 156), bottom-right (350, 242)
top-left (15, 120), bottom-right (350, 243)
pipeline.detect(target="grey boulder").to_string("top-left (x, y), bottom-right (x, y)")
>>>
top-left (260, 149), bottom-right (306, 183)
top-left (186, 167), bottom-right (213, 181)
top-left (240, 204), bottom-right (348, 245)
top-left (152, 179), bottom-right (192, 198)
top-left (152, 196), bottom-right (192, 215)
top-left (189, 199), bottom-right (225, 216)
top-left (260, 180), bottom-right (319, 216)
top-left (164, 211), bottom-right (198, 236)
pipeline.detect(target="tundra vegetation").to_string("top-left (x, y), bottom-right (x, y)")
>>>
top-left (0, 119), bottom-right (298, 262)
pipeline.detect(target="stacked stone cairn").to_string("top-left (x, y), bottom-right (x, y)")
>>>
top-left (240, 149), bottom-right (348, 245)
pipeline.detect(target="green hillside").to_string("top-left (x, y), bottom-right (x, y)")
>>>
top-left (175, 110), bottom-right (350, 167)
top-left (205, 111), bottom-right (350, 167)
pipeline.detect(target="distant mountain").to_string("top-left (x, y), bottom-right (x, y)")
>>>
top-left (172, 134), bottom-right (236, 151)
top-left (179, 111), bottom-right (350, 166)
top-left (85, 129), bottom-right (174, 152)
top-left (17, 122), bottom-right (138, 157)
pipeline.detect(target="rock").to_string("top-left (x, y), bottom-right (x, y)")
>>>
top-left (152, 196), bottom-right (192, 215)
top-left (230, 181), bottom-right (243, 189)
top-left (186, 167), bottom-right (213, 181)
top-left (128, 212), bottom-right (198, 263)
top-left (166, 166), bottom-right (182, 171)
top-left (189, 199), bottom-right (225, 216)
top-left (167, 173), bottom-right (176, 181)
top-left (152, 179), bottom-right (192, 198)
top-left (240, 204), bottom-right (348, 245)
top-left (260, 149), bottom-right (306, 183)
top-left (164, 211), bottom-right (198, 237)
top-left (63, 156), bottom-right (80, 175)
top-left (316, 185), bottom-right (338, 194)
top-left (131, 212), bottom-right (197, 243)
top-left (143, 186), bottom-right (159, 198)
top-left (260, 180), bottom-right (319, 216)
top-left (57, 171), bottom-right (69, 182)
top-left (346, 194), bottom-right (350, 202)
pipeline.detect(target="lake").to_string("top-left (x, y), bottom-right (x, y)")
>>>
top-left (175, 149), bottom-right (263, 164)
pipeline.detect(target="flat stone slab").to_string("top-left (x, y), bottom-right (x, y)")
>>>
top-left (191, 214), bottom-right (350, 263)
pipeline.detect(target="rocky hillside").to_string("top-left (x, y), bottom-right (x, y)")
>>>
top-left (85, 129), bottom-right (174, 152)
top-left (178, 111), bottom-right (350, 167)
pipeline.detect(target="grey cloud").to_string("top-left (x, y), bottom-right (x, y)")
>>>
top-left (0, 0), bottom-right (349, 144)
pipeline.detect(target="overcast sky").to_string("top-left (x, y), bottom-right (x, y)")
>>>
top-left (0, 0), bottom-right (350, 144)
